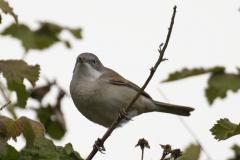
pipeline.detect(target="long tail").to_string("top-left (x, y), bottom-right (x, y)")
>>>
top-left (153, 100), bottom-right (194, 116)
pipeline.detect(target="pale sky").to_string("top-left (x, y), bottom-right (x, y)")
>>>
top-left (1, 0), bottom-right (240, 159)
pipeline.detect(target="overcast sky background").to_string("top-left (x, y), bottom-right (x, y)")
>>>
top-left (1, 0), bottom-right (240, 159)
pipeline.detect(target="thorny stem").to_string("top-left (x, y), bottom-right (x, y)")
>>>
top-left (86, 5), bottom-right (177, 160)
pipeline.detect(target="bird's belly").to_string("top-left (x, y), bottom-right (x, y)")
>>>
top-left (70, 79), bottom-right (141, 127)
top-left (70, 80), bottom-right (117, 127)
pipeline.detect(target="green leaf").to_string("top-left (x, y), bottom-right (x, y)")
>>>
top-left (178, 144), bottom-right (201, 160)
top-left (0, 0), bottom-right (18, 24)
top-left (231, 144), bottom-right (240, 154)
top-left (0, 60), bottom-right (40, 107)
top-left (63, 143), bottom-right (83, 160)
top-left (19, 138), bottom-right (59, 160)
top-left (228, 144), bottom-right (240, 160)
top-left (162, 66), bottom-right (225, 82)
top-left (162, 67), bottom-right (240, 105)
top-left (1, 22), bottom-right (82, 52)
top-left (66, 28), bottom-right (82, 39)
top-left (0, 116), bottom-right (45, 147)
top-left (205, 73), bottom-right (240, 105)
top-left (64, 40), bottom-right (71, 48)
top-left (19, 138), bottom-right (83, 160)
top-left (0, 115), bottom-right (23, 141)
top-left (0, 144), bottom-right (20, 160)
top-left (35, 104), bottom-right (66, 140)
top-left (210, 118), bottom-right (240, 141)
top-left (20, 116), bottom-right (45, 147)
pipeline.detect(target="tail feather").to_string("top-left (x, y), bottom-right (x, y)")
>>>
top-left (153, 101), bottom-right (194, 116)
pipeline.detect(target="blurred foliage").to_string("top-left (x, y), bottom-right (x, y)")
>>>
top-left (19, 139), bottom-right (83, 160)
top-left (0, 0), bottom-right (18, 24)
top-left (0, 3), bottom-right (82, 154)
top-left (0, 144), bottom-right (20, 160)
top-left (162, 67), bottom-right (224, 82)
top-left (0, 116), bottom-right (82, 160)
top-left (0, 13), bottom-right (82, 140)
top-left (1, 22), bottom-right (82, 52)
top-left (210, 118), bottom-right (240, 141)
top-left (0, 60), bottom-right (40, 107)
top-left (33, 88), bottom-right (67, 140)
top-left (228, 144), bottom-right (240, 160)
top-left (0, 116), bottom-right (45, 147)
top-left (162, 66), bottom-right (240, 105)
top-left (0, 116), bottom-right (83, 160)
top-left (178, 144), bottom-right (201, 160)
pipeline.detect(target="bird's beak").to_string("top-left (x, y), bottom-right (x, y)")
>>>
top-left (78, 57), bottom-right (87, 63)
top-left (73, 56), bottom-right (88, 73)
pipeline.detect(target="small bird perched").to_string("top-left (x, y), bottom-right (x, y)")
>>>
top-left (70, 53), bottom-right (194, 128)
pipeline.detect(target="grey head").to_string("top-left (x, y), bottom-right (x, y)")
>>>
top-left (73, 53), bottom-right (105, 73)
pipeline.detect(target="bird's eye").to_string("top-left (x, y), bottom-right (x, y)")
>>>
top-left (92, 59), bottom-right (96, 65)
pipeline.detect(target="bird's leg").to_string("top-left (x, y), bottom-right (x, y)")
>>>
top-left (118, 108), bottom-right (132, 121)
top-left (94, 138), bottom-right (106, 154)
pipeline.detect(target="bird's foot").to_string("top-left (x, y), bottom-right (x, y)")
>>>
top-left (94, 138), bottom-right (106, 154)
top-left (118, 108), bottom-right (132, 121)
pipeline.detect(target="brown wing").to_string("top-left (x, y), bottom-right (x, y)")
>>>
top-left (101, 67), bottom-right (152, 99)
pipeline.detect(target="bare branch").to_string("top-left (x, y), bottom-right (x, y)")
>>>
top-left (0, 101), bottom-right (11, 110)
top-left (86, 5), bottom-right (178, 160)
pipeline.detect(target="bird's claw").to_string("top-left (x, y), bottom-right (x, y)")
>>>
top-left (94, 138), bottom-right (106, 154)
top-left (118, 108), bottom-right (132, 121)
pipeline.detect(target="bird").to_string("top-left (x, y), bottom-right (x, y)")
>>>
top-left (70, 53), bottom-right (194, 128)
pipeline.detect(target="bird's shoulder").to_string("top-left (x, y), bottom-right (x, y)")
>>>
top-left (100, 67), bottom-right (152, 99)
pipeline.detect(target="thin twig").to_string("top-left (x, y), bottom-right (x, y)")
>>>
top-left (0, 101), bottom-right (11, 110)
top-left (157, 87), bottom-right (212, 160)
top-left (86, 6), bottom-right (178, 160)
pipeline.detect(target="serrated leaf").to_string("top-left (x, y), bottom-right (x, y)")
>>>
top-left (0, 60), bottom-right (40, 107)
top-left (0, 116), bottom-right (45, 147)
top-left (1, 22), bottom-right (82, 52)
top-left (19, 138), bottom-right (59, 160)
top-left (178, 144), bottom-right (200, 160)
top-left (210, 118), bottom-right (240, 141)
top-left (20, 116), bottom-right (45, 147)
top-left (0, 116), bottom-right (23, 140)
top-left (1, 144), bottom-right (20, 160)
top-left (0, 0), bottom-right (18, 24)
top-left (205, 73), bottom-right (240, 105)
top-left (19, 138), bottom-right (83, 160)
top-left (63, 143), bottom-right (82, 159)
top-left (162, 66), bottom-right (225, 82)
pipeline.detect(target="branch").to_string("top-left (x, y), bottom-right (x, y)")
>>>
top-left (0, 101), bottom-right (11, 110)
top-left (86, 5), bottom-right (177, 160)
